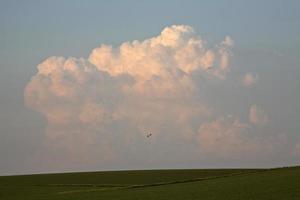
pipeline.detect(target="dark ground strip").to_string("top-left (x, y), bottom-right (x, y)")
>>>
top-left (56, 169), bottom-right (270, 195)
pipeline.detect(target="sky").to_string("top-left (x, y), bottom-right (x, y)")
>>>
top-left (1, 0), bottom-right (300, 175)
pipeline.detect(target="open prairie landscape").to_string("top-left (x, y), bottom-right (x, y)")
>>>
top-left (1, 1), bottom-right (300, 199)
top-left (1, 167), bottom-right (299, 200)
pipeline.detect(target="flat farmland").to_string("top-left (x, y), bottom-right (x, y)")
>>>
top-left (0, 167), bottom-right (299, 200)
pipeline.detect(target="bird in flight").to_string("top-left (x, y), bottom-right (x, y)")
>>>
top-left (146, 132), bottom-right (152, 138)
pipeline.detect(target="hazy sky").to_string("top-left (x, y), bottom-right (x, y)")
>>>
top-left (1, 0), bottom-right (300, 175)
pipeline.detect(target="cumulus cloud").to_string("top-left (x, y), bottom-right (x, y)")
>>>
top-left (89, 25), bottom-right (233, 82)
top-left (25, 25), bottom-right (233, 133)
top-left (249, 105), bottom-right (269, 126)
top-left (24, 25), bottom-right (291, 169)
top-left (243, 73), bottom-right (258, 87)
top-left (24, 25), bottom-right (236, 168)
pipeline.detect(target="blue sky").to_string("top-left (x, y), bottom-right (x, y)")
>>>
top-left (1, 0), bottom-right (300, 175)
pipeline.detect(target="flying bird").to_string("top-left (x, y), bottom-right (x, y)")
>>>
top-left (146, 133), bottom-right (152, 138)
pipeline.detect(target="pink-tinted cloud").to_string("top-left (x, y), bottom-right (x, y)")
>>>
top-left (89, 25), bottom-right (233, 82)
top-left (24, 25), bottom-right (293, 169)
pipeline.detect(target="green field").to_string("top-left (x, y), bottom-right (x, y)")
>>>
top-left (0, 167), bottom-right (299, 200)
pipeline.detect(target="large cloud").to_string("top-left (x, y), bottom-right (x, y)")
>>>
top-left (24, 25), bottom-right (292, 170)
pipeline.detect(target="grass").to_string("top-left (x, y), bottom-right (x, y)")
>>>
top-left (0, 167), bottom-right (299, 199)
